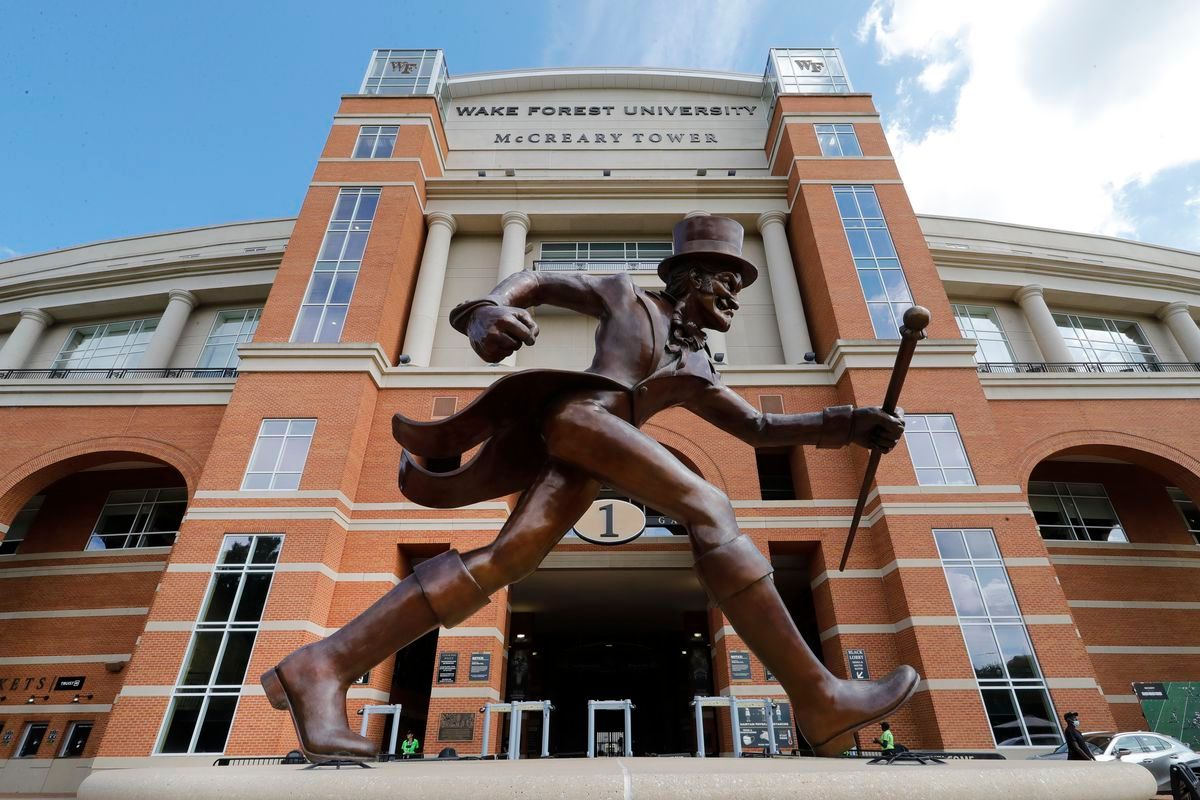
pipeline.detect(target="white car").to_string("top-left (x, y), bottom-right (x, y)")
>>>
top-left (1029, 730), bottom-right (1197, 793)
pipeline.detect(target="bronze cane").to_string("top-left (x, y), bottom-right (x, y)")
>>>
top-left (838, 306), bottom-right (931, 571)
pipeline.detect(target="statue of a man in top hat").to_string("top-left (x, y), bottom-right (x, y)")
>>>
top-left (262, 215), bottom-right (919, 762)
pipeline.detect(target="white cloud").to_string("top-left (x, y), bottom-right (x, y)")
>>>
top-left (859, 0), bottom-right (1200, 242)
top-left (0, 246), bottom-right (19, 261)
top-left (541, 0), bottom-right (766, 72)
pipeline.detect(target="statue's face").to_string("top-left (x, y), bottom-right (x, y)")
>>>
top-left (691, 268), bottom-right (742, 332)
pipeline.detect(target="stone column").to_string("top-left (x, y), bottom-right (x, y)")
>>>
top-left (757, 211), bottom-right (814, 363)
top-left (497, 211), bottom-right (530, 282)
top-left (402, 212), bottom-right (457, 366)
top-left (1013, 285), bottom-right (1072, 363)
top-left (1158, 301), bottom-right (1200, 363)
top-left (140, 290), bottom-right (198, 369)
top-left (0, 308), bottom-right (54, 370)
top-left (496, 212), bottom-right (531, 366)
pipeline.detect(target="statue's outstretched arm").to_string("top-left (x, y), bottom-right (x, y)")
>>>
top-left (449, 271), bottom-right (607, 364)
top-left (686, 384), bottom-right (905, 452)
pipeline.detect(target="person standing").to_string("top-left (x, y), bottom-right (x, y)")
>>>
top-left (1064, 712), bottom-right (1094, 761)
top-left (400, 731), bottom-right (420, 759)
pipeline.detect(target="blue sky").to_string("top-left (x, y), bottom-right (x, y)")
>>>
top-left (2, 0), bottom-right (1198, 258)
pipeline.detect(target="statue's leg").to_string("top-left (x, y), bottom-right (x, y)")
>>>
top-left (542, 398), bottom-right (918, 756)
top-left (261, 461), bottom-right (598, 762)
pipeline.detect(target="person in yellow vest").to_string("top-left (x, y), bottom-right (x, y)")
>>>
top-left (400, 731), bottom-right (420, 759)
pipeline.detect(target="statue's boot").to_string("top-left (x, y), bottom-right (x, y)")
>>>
top-left (260, 549), bottom-right (489, 763)
top-left (695, 535), bottom-right (919, 757)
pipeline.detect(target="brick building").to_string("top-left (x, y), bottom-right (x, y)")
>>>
top-left (2, 48), bottom-right (1199, 792)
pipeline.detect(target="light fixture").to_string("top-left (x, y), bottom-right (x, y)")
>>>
top-left (681, 650), bottom-right (688, 655)
top-left (727, 169), bottom-right (737, 176)
top-left (397, 354), bottom-right (412, 365)
top-left (477, 170), bottom-right (487, 177)
top-left (515, 633), bottom-right (526, 640)
top-left (602, 169), bottom-right (611, 177)
top-left (47, 730), bottom-right (58, 744)
top-left (803, 351), bottom-right (817, 363)
top-left (692, 632), bottom-right (703, 639)
top-left (531, 651), bottom-right (538, 656)
top-left (696, 169), bottom-right (707, 176)
top-left (71, 693), bottom-right (93, 704)
top-left (26, 696), bottom-right (35, 704)
top-left (605, 643), bottom-right (613, 648)
top-left (504, 168), bottom-right (515, 177)
top-left (713, 352), bottom-right (725, 364)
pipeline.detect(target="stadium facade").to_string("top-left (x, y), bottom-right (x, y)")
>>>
top-left (1, 47), bottom-right (1199, 793)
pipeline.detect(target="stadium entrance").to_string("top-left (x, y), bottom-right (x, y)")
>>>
top-left (506, 564), bottom-right (714, 756)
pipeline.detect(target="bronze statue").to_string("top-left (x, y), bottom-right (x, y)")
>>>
top-left (262, 215), bottom-right (919, 762)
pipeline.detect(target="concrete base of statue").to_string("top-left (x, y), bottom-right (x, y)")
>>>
top-left (78, 755), bottom-right (1156, 800)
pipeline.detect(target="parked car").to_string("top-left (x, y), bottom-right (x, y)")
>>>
top-left (1029, 731), bottom-right (1196, 792)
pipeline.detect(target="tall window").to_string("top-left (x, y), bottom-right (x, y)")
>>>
top-left (833, 185), bottom-right (915, 337)
top-left (904, 414), bottom-right (975, 486)
top-left (815, 124), bottom-right (862, 157)
top-left (934, 528), bottom-right (1060, 747)
top-left (756, 450), bottom-right (797, 500)
top-left (353, 126), bottom-right (399, 158)
top-left (87, 488), bottom-right (187, 550)
top-left (1167, 487), bottom-right (1200, 544)
top-left (292, 187), bottom-right (380, 344)
top-left (1029, 481), bottom-right (1126, 542)
top-left (1, 494), bottom-right (43, 554)
top-left (52, 318), bottom-right (159, 369)
top-left (16, 722), bottom-right (49, 758)
top-left (241, 419), bottom-right (316, 491)
top-left (952, 304), bottom-right (1015, 364)
top-left (537, 241), bottom-right (672, 272)
top-left (197, 309), bottom-right (261, 370)
top-left (158, 534), bottom-right (283, 754)
top-left (1052, 314), bottom-right (1159, 369)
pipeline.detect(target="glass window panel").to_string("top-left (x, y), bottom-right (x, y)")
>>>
top-left (962, 625), bottom-right (1005, 679)
top-left (342, 231), bottom-right (368, 261)
top-left (838, 131), bottom-right (863, 156)
top-left (193, 695), bottom-right (238, 753)
top-left (818, 131), bottom-right (840, 156)
top-left (375, 133), bottom-right (396, 157)
top-left (978, 338), bottom-right (1015, 363)
top-left (213, 631), bottom-right (256, 685)
top-left (858, 270), bottom-right (887, 302)
top-left (61, 722), bottom-right (93, 757)
top-left (867, 303), bottom-right (897, 337)
top-left (160, 696), bottom-right (203, 753)
top-left (233, 573), bottom-right (271, 621)
top-left (271, 472), bottom-right (303, 491)
top-left (834, 191), bottom-right (860, 220)
top-left (353, 136), bottom-right (374, 158)
top-left (248, 437), bottom-right (283, 473)
top-left (202, 574), bottom-right (242, 622)
top-left (240, 472), bottom-right (272, 490)
top-left (944, 468), bottom-right (976, 485)
top-left (251, 536), bottom-right (283, 564)
top-left (146, 501), bottom-right (185, 533)
top-left (278, 437), bottom-right (312, 472)
top-left (925, 415), bottom-right (957, 431)
top-left (845, 230), bottom-right (872, 258)
top-left (995, 626), bottom-right (1040, 679)
top-left (304, 273), bottom-right (334, 304)
top-left (867, 228), bottom-right (896, 258)
top-left (181, 631), bottom-right (223, 685)
top-left (333, 193), bottom-right (358, 220)
top-left (354, 192), bottom-right (379, 221)
top-left (931, 432), bottom-right (969, 467)
top-left (1015, 689), bottom-right (1060, 745)
top-left (981, 689), bottom-right (1020, 746)
top-left (916, 468), bottom-right (945, 485)
top-left (934, 529), bottom-right (968, 560)
top-left (221, 536), bottom-right (253, 564)
top-left (964, 530), bottom-right (1001, 560)
top-left (329, 273), bottom-right (357, 305)
top-left (18, 723), bottom-right (48, 758)
top-left (905, 416), bottom-right (929, 432)
top-left (880, 270), bottom-right (911, 302)
top-left (906, 432), bottom-right (938, 468)
top-left (319, 231), bottom-right (347, 261)
top-left (945, 566), bottom-right (987, 616)
top-left (292, 306), bottom-right (322, 343)
top-left (853, 189), bottom-right (883, 218)
top-left (288, 419), bottom-right (317, 436)
top-left (315, 305), bottom-right (348, 342)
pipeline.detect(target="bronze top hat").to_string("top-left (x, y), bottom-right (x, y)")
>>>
top-left (656, 215), bottom-right (759, 288)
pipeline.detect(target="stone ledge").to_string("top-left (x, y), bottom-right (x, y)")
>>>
top-left (78, 755), bottom-right (1156, 800)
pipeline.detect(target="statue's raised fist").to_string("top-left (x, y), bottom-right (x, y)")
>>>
top-left (465, 304), bottom-right (540, 363)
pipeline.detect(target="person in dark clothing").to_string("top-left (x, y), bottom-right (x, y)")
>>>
top-left (1064, 711), bottom-right (1095, 761)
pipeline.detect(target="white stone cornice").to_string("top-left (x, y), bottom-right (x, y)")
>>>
top-left (167, 288), bottom-right (199, 309)
top-left (425, 210), bottom-right (457, 234)
top-left (18, 307), bottom-right (53, 326)
top-left (756, 210), bottom-right (787, 231)
top-left (979, 371), bottom-right (1200, 400)
top-left (0, 378), bottom-right (236, 407)
top-left (500, 210), bottom-right (531, 231)
top-left (825, 339), bottom-right (979, 383)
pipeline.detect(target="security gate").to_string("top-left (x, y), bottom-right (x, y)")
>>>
top-left (479, 700), bottom-right (553, 759)
top-left (587, 699), bottom-right (634, 757)
top-left (358, 704), bottom-right (402, 756)
top-left (691, 696), bottom-right (781, 758)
